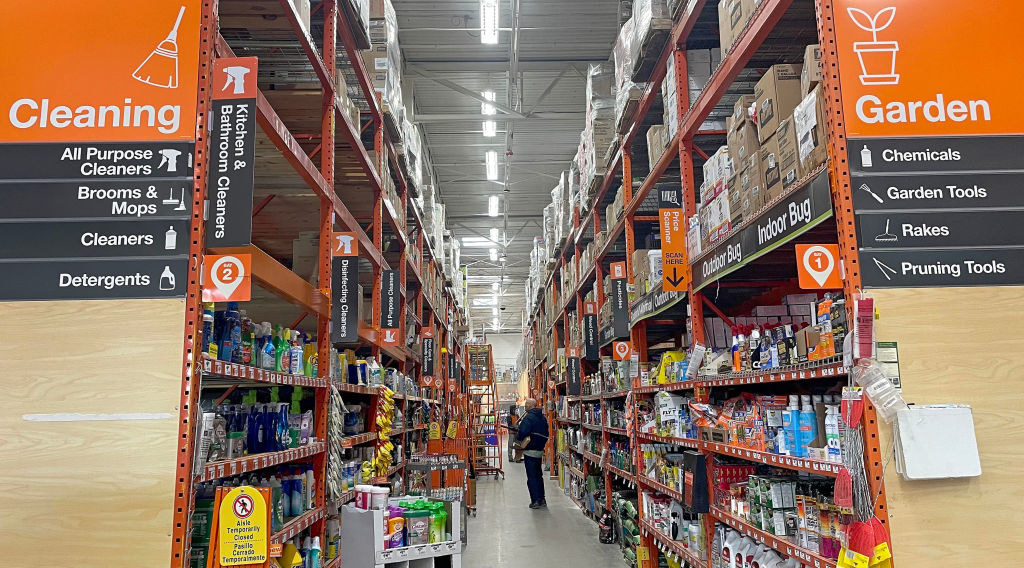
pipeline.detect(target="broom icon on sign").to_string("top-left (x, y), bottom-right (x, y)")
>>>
top-left (133, 6), bottom-right (186, 88)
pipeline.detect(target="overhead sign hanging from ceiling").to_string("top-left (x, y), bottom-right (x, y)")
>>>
top-left (0, 1), bottom-right (201, 301)
top-left (833, 0), bottom-right (1024, 288)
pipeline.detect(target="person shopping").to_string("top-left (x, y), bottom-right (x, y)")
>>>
top-left (506, 405), bottom-right (522, 463)
top-left (515, 398), bottom-right (549, 509)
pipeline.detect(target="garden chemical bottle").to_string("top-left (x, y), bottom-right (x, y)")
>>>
top-left (731, 327), bottom-right (741, 372)
top-left (799, 395), bottom-right (818, 456)
top-left (240, 313), bottom-right (254, 365)
top-left (758, 327), bottom-right (771, 369)
top-left (825, 404), bottom-right (841, 463)
top-left (785, 395), bottom-right (800, 456)
top-left (218, 306), bottom-right (235, 361)
top-left (748, 327), bottom-right (761, 370)
top-left (784, 324), bottom-right (798, 363)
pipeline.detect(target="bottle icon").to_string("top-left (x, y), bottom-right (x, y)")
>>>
top-left (860, 145), bottom-right (873, 168)
top-left (159, 266), bottom-right (176, 291)
top-left (164, 225), bottom-right (177, 250)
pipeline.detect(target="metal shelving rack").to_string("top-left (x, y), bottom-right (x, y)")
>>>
top-left (171, 1), bottom-right (468, 565)
top-left (524, 1), bottom-right (888, 567)
top-left (467, 344), bottom-right (504, 479)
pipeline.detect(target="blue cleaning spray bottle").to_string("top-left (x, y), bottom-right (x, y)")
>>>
top-left (799, 395), bottom-right (818, 458)
top-left (784, 395), bottom-right (800, 456)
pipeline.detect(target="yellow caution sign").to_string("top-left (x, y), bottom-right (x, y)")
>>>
top-left (429, 421), bottom-right (442, 440)
top-left (218, 486), bottom-right (269, 566)
top-left (446, 420), bottom-right (458, 439)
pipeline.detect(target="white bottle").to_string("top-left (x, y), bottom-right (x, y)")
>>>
top-left (164, 225), bottom-right (177, 250)
top-left (723, 529), bottom-right (742, 568)
top-left (861, 145), bottom-right (873, 167)
top-left (825, 404), bottom-right (841, 463)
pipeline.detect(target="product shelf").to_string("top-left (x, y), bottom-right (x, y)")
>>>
top-left (390, 424), bottom-right (429, 437)
top-left (339, 432), bottom-right (378, 448)
top-left (197, 442), bottom-right (326, 483)
top-left (638, 475), bottom-right (685, 502)
top-left (640, 518), bottom-right (707, 568)
top-left (636, 432), bottom-right (700, 449)
top-left (582, 422), bottom-right (603, 432)
top-left (567, 464), bottom-right (586, 479)
top-left (323, 554), bottom-right (342, 568)
top-left (710, 506), bottom-right (837, 568)
top-left (606, 463), bottom-right (636, 484)
top-left (699, 441), bottom-right (843, 477)
top-left (583, 451), bottom-right (601, 466)
top-left (699, 358), bottom-right (846, 388)
top-left (371, 460), bottom-right (406, 484)
top-left (602, 390), bottom-right (630, 399)
top-left (271, 506), bottom-right (327, 544)
top-left (605, 426), bottom-right (630, 437)
top-left (580, 393), bottom-right (603, 401)
top-left (333, 381), bottom-right (382, 397)
top-left (202, 355), bottom-right (327, 389)
top-left (634, 380), bottom-right (696, 394)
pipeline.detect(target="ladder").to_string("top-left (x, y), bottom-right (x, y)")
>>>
top-left (467, 344), bottom-right (504, 479)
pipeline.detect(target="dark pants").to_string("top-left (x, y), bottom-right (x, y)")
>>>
top-left (524, 455), bottom-right (545, 504)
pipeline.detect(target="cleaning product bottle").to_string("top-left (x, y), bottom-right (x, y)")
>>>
top-left (227, 302), bottom-right (243, 363)
top-left (799, 395), bottom-right (818, 458)
top-left (758, 326), bottom-right (771, 369)
top-left (240, 313), bottom-right (254, 365)
top-left (218, 304), bottom-right (236, 361)
top-left (202, 302), bottom-right (216, 357)
top-left (290, 330), bottom-right (305, 375)
top-left (305, 467), bottom-right (315, 511)
top-left (269, 475), bottom-right (285, 532)
top-left (428, 502), bottom-right (447, 543)
top-left (308, 536), bottom-right (322, 568)
top-left (272, 325), bottom-right (285, 372)
top-left (258, 323), bottom-right (272, 369)
top-left (784, 324), bottom-right (798, 364)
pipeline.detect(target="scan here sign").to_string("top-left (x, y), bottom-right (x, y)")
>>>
top-left (833, 0), bottom-right (1024, 138)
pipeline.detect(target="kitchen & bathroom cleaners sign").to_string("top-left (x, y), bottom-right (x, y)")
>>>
top-left (833, 0), bottom-right (1024, 288)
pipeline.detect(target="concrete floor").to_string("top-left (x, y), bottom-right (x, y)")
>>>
top-left (462, 454), bottom-right (625, 567)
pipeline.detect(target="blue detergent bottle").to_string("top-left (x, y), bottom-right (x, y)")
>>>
top-left (799, 395), bottom-right (818, 458)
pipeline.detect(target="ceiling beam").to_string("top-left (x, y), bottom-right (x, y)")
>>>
top-left (412, 112), bottom-right (584, 123)
top-left (406, 65), bottom-right (526, 118)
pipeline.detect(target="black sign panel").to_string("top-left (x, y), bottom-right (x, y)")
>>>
top-left (448, 352), bottom-right (456, 379)
top-left (205, 98), bottom-right (256, 247)
top-left (0, 257), bottom-right (189, 301)
top-left (611, 277), bottom-right (629, 339)
top-left (0, 219), bottom-right (190, 259)
top-left (857, 211), bottom-right (1024, 249)
top-left (599, 321), bottom-right (616, 347)
top-left (566, 355), bottom-right (581, 396)
top-left (693, 170), bottom-right (833, 290)
top-left (422, 334), bottom-right (435, 376)
top-left (582, 313), bottom-right (599, 361)
top-left (379, 269), bottom-right (400, 329)
top-left (658, 184), bottom-right (683, 209)
top-left (330, 256), bottom-right (360, 344)
top-left (851, 172), bottom-right (1024, 212)
top-left (0, 180), bottom-right (193, 220)
top-left (0, 142), bottom-right (194, 180)
top-left (629, 287), bottom-right (687, 326)
top-left (849, 135), bottom-right (1024, 175)
top-left (861, 249), bottom-right (1024, 288)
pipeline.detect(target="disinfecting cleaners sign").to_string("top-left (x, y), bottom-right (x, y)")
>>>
top-left (834, 1), bottom-right (1024, 288)
top-left (0, 1), bottom-right (199, 301)
top-left (331, 232), bottom-right (360, 344)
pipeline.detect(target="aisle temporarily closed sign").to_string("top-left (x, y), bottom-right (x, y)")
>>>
top-left (833, 0), bottom-right (1024, 288)
top-left (0, 1), bottom-right (200, 300)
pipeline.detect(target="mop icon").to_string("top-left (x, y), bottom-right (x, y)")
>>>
top-left (133, 6), bottom-right (186, 89)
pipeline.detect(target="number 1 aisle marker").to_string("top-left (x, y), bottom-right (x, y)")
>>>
top-left (796, 244), bottom-right (842, 289)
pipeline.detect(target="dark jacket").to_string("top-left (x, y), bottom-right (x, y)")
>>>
top-left (516, 408), bottom-right (549, 452)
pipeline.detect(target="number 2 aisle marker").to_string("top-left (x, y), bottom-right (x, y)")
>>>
top-left (203, 254), bottom-right (252, 302)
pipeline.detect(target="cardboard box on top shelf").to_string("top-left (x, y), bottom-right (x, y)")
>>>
top-left (793, 84), bottom-right (828, 174)
top-left (727, 171), bottom-right (743, 224)
top-left (759, 133), bottom-right (784, 203)
top-left (718, 0), bottom-right (757, 53)
top-left (775, 116), bottom-right (803, 191)
top-left (731, 94), bottom-right (757, 126)
top-left (801, 44), bottom-right (822, 95)
top-left (740, 153), bottom-right (767, 219)
top-left (700, 146), bottom-right (733, 202)
top-left (753, 64), bottom-right (803, 143)
top-left (647, 124), bottom-right (669, 170)
top-left (727, 118), bottom-right (759, 168)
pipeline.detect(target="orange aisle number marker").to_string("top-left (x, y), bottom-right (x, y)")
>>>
top-left (202, 254), bottom-right (252, 302)
top-left (796, 244), bottom-right (842, 289)
top-left (612, 341), bottom-right (631, 361)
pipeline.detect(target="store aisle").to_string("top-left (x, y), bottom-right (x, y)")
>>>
top-left (463, 452), bottom-right (624, 567)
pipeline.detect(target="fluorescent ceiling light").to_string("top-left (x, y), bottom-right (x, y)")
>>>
top-left (472, 296), bottom-right (497, 306)
top-left (489, 228), bottom-right (502, 244)
top-left (492, 317), bottom-right (500, 329)
top-left (482, 119), bottom-right (497, 137)
top-left (481, 91), bottom-right (496, 115)
top-left (492, 307), bottom-right (498, 315)
top-left (487, 194), bottom-right (500, 217)
top-left (480, 0), bottom-right (499, 44)
top-left (485, 150), bottom-right (498, 180)
top-left (491, 282), bottom-right (500, 292)
top-left (489, 248), bottom-right (498, 262)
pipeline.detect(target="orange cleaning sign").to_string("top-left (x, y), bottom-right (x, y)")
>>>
top-left (834, 0), bottom-right (1024, 137)
top-left (0, 0), bottom-right (200, 142)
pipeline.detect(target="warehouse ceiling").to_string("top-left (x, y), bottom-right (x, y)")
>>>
top-left (393, 0), bottom-right (622, 335)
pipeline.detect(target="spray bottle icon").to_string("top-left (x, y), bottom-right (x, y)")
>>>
top-left (158, 149), bottom-right (182, 172)
top-left (860, 145), bottom-right (873, 168)
top-left (222, 66), bottom-right (252, 95)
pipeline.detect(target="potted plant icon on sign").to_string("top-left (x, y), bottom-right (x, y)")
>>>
top-left (849, 6), bottom-right (899, 85)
